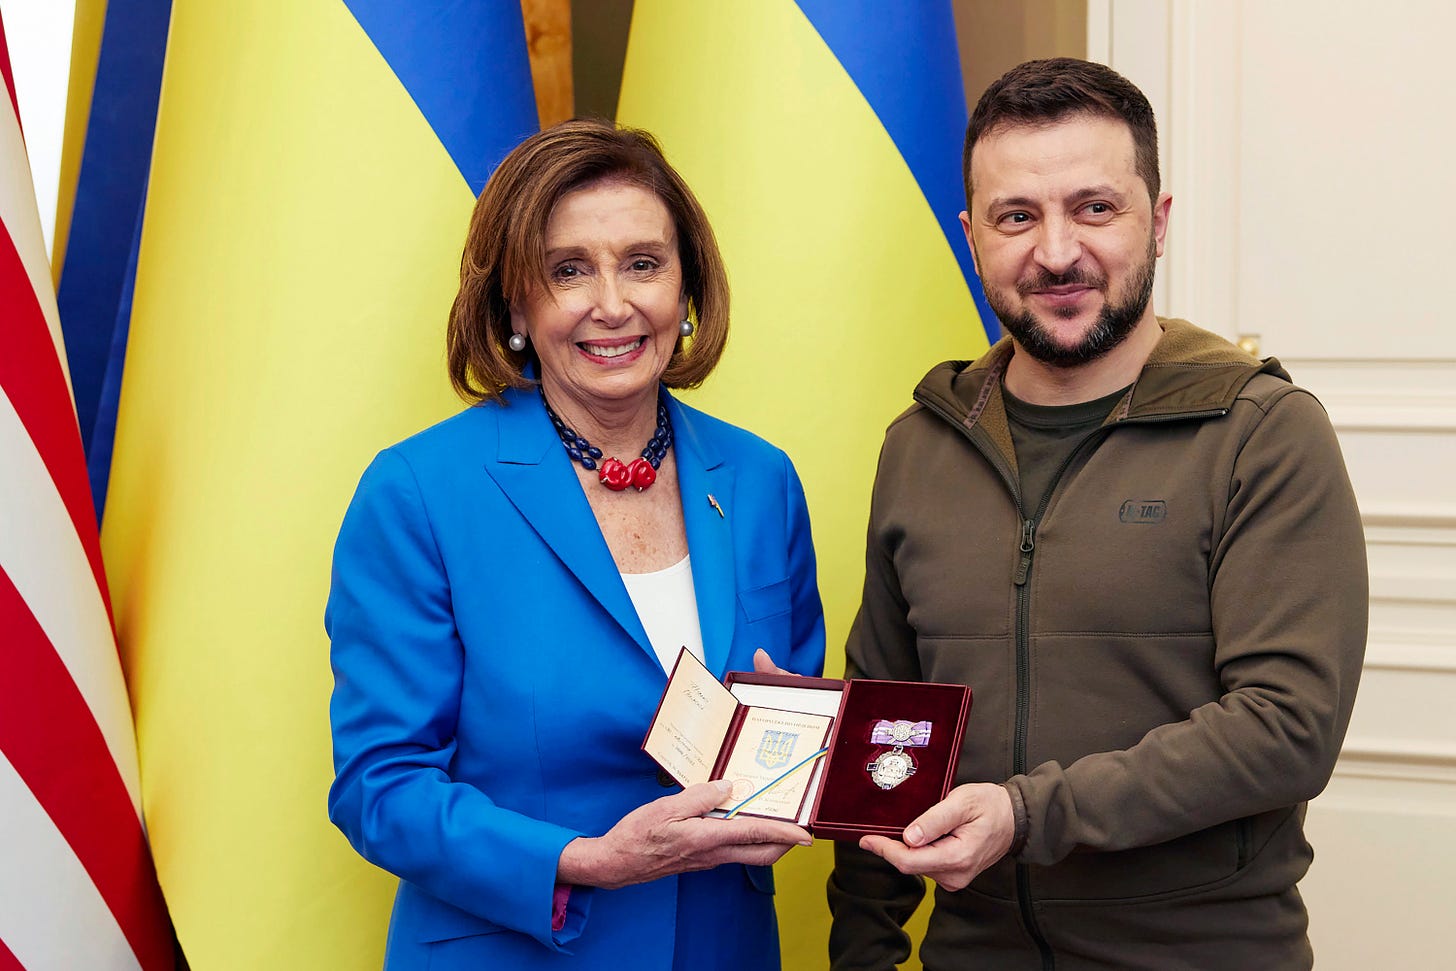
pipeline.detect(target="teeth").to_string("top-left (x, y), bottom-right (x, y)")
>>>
top-left (583, 338), bottom-right (645, 359)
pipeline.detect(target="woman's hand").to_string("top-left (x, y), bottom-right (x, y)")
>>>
top-left (752, 648), bottom-right (793, 676)
top-left (557, 781), bottom-right (812, 890)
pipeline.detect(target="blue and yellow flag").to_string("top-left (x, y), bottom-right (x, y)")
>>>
top-left (54, 0), bottom-right (171, 521)
top-left (617, 3), bottom-right (990, 965)
top-left (98, 3), bottom-right (535, 966)
top-left (620, 0), bottom-right (992, 655)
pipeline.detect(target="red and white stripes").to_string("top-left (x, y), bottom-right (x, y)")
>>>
top-left (0, 21), bottom-right (172, 971)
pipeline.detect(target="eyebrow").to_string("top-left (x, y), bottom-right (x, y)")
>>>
top-left (1065, 184), bottom-right (1127, 206)
top-left (544, 239), bottom-right (673, 260)
top-left (984, 184), bottom-right (1129, 212)
top-left (983, 195), bottom-right (1038, 213)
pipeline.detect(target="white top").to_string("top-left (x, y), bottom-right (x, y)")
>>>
top-left (620, 555), bottom-right (705, 673)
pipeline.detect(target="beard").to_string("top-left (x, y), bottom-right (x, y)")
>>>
top-left (985, 237), bottom-right (1158, 369)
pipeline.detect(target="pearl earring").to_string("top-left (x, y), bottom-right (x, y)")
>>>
top-left (679, 319), bottom-right (695, 337)
top-left (508, 333), bottom-right (527, 352)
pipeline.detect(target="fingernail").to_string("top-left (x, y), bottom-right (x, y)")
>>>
top-left (905, 825), bottom-right (924, 846)
top-left (713, 779), bottom-right (733, 794)
top-left (798, 837), bottom-right (813, 846)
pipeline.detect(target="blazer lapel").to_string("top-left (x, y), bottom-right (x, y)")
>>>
top-left (670, 398), bottom-right (737, 679)
top-left (484, 388), bottom-right (654, 655)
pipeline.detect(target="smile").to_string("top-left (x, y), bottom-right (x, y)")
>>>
top-left (1030, 286), bottom-right (1097, 306)
top-left (579, 337), bottom-right (646, 359)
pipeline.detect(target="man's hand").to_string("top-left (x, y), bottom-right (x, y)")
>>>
top-left (857, 783), bottom-right (1016, 891)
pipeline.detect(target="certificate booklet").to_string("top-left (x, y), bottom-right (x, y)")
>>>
top-left (715, 707), bottom-right (833, 819)
top-left (642, 650), bottom-right (835, 824)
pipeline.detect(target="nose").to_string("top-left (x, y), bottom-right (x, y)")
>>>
top-left (1032, 214), bottom-right (1082, 275)
top-left (590, 273), bottom-right (631, 327)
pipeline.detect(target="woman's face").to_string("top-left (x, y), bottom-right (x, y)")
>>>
top-left (512, 180), bottom-right (688, 418)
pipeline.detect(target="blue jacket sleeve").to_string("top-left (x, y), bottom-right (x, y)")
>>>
top-left (325, 449), bottom-right (590, 950)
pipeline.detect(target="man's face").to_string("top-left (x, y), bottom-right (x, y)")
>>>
top-left (963, 114), bottom-right (1171, 368)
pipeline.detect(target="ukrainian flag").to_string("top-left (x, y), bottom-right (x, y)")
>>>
top-left (98, 3), bottom-right (535, 966)
top-left (617, 3), bottom-right (990, 965)
top-left (53, 0), bottom-right (170, 518)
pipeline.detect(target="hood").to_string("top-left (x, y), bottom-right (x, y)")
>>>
top-left (913, 317), bottom-right (1290, 432)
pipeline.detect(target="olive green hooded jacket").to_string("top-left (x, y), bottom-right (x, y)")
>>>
top-left (829, 319), bottom-right (1367, 971)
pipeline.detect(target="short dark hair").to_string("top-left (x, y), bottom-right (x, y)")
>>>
top-left (963, 57), bottom-right (1160, 203)
top-left (447, 119), bottom-right (729, 403)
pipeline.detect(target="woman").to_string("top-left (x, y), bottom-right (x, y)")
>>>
top-left (326, 120), bottom-right (825, 970)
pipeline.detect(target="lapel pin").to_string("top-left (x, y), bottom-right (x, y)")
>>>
top-left (707, 494), bottom-right (724, 518)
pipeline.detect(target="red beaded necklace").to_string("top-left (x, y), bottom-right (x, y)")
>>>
top-left (540, 389), bottom-right (673, 492)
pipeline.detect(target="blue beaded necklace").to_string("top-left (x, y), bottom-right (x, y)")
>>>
top-left (540, 388), bottom-right (673, 492)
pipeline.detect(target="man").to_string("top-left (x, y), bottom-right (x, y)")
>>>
top-left (827, 58), bottom-right (1366, 971)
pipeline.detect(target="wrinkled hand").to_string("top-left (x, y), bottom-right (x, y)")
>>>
top-left (558, 781), bottom-right (812, 890)
top-left (857, 783), bottom-right (1015, 892)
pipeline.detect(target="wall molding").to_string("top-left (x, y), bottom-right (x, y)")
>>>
top-left (1336, 737), bottom-right (1456, 786)
top-left (1369, 574), bottom-right (1456, 607)
top-left (1329, 410), bottom-right (1456, 434)
top-left (1280, 359), bottom-right (1456, 432)
top-left (1363, 638), bottom-right (1456, 675)
top-left (1362, 510), bottom-right (1456, 534)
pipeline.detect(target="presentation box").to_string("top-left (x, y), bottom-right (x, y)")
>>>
top-left (642, 650), bottom-right (971, 841)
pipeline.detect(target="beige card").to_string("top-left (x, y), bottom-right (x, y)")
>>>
top-left (715, 707), bottom-right (833, 820)
top-left (643, 650), bottom-right (738, 787)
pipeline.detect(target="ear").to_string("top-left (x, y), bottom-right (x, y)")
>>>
top-left (509, 303), bottom-right (527, 340)
top-left (678, 291), bottom-right (689, 323)
top-left (960, 210), bottom-right (982, 278)
top-left (1151, 191), bottom-right (1173, 258)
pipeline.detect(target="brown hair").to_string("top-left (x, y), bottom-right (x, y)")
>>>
top-left (963, 57), bottom-right (1160, 203)
top-left (446, 119), bottom-right (729, 403)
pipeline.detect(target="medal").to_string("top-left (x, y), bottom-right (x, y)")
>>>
top-left (867, 748), bottom-right (917, 789)
top-left (866, 718), bottom-right (933, 790)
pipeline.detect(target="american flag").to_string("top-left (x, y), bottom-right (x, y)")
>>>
top-left (0, 13), bottom-right (172, 969)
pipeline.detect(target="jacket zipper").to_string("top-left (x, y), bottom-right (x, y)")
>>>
top-left (1011, 429), bottom-right (1108, 971)
top-left (913, 392), bottom-right (1099, 969)
top-left (1012, 519), bottom-right (1053, 971)
top-left (913, 390), bottom-right (1233, 968)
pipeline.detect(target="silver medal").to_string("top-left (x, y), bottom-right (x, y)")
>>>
top-left (867, 745), bottom-right (916, 790)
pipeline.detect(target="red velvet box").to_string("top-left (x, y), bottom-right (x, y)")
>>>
top-left (643, 651), bottom-right (971, 842)
top-left (727, 672), bottom-right (972, 841)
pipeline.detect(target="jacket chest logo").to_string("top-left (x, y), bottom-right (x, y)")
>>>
top-left (1119, 499), bottom-right (1168, 525)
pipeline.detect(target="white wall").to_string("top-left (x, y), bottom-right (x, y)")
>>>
top-left (1, 0), bottom-right (76, 256)
top-left (1093, 1), bottom-right (1456, 966)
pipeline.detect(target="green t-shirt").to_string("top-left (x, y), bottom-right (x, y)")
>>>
top-left (1002, 384), bottom-right (1131, 515)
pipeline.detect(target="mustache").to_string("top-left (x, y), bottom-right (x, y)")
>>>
top-left (1016, 267), bottom-right (1107, 296)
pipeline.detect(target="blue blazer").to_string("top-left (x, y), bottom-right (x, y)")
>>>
top-left (327, 386), bottom-right (825, 970)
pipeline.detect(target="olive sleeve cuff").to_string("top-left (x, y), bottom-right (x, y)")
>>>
top-left (1004, 782), bottom-right (1029, 859)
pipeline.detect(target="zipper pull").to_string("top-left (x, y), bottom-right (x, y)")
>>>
top-left (1013, 519), bottom-right (1036, 586)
